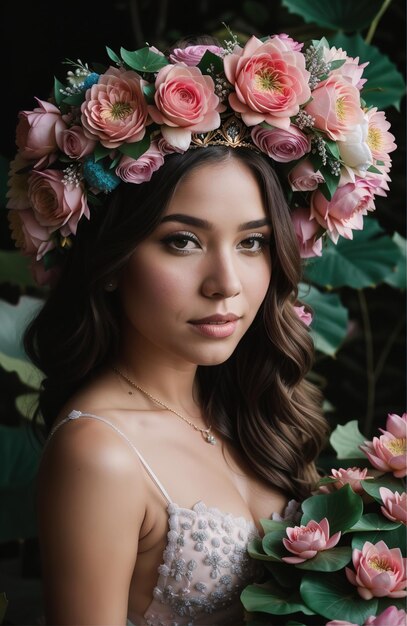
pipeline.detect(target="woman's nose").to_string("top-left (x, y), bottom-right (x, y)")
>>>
top-left (200, 251), bottom-right (242, 299)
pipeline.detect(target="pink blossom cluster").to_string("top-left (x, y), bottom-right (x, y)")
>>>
top-left (6, 35), bottom-right (396, 284)
top-left (326, 605), bottom-right (407, 626)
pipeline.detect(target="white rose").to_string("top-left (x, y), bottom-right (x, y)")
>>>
top-left (338, 118), bottom-right (372, 170)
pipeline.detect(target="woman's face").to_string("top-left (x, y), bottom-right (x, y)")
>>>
top-left (119, 157), bottom-right (272, 367)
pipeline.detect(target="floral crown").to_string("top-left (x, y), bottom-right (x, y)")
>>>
top-left (7, 32), bottom-right (396, 285)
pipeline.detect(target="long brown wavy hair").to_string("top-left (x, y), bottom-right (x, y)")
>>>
top-left (24, 146), bottom-right (329, 501)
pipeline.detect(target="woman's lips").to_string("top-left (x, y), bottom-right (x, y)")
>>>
top-left (188, 314), bottom-right (240, 339)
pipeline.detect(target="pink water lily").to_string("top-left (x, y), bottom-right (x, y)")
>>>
top-left (380, 488), bottom-right (407, 525)
top-left (329, 467), bottom-right (374, 494)
top-left (326, 605), bottom-right (407, 626)
top-left (282, 517), bottom-right (341, 564)
top-left (346, 540), bottom-right (407, 599)
top-left (360, 418), bottom-right (407, 478)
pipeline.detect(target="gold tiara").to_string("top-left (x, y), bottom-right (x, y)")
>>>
top-left (190, 114), bottom-right (259, 151)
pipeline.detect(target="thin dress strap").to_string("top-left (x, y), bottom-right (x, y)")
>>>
top-left (47, 409), bottom-right (172, 505)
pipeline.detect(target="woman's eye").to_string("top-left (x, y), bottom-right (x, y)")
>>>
top-left (239, 235), bottom-right (269, 252)
top-left (162, 232), bottom-right (200, 252)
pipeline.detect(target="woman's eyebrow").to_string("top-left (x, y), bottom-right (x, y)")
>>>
top-left (160, 214), bottom-right (271, 231)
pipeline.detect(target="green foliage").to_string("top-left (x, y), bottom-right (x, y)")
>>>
top-left (282, 0), bottom-right (384, 32)
top-left (304, 218), bottom-right (402, 289)
top-left (118, 135), bottom-right (151, 158)
top-left (299, 284), bottom-right (348, 355)
top-left (120, 46), bottom-right (169, 72)
top-left (329, 420), bottom-right (367, 459)
top-left (301, 485), bottom-right (364, 533)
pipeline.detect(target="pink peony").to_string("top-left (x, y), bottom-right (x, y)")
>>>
top-left (115, 141), bottom-right (165, 184)
top-left (288, 159), bottom-right (325, 192)
top-left (148, 64), bottom-right (222, 151)
top-left (360, 427), bottom-right (407, 479)
top-left (310, 178), bottom-right (377, 244)
top-left (223, 35), bottom-right (311, 130)
top-left (364, 606), bottom-right (407, 625)
top-left (293, 305), bottom-right (312, 327)
top-left (282, 517), bottom-right (341, 564)
top-left (169, 45), bottom-right (224, 66)
top-left (380, 488), bottom-right (407, 525)
top-left (346, 540), bottom-right (407, 599)
top-left (305, 75), bottom-right (364, 141)
top-left (270, 33), bottom-right (304, 52)
top-left (16, 98), bottom-right (67, 162)
top-left (291, 207), bottom-right (323, 258)
top-left (57, 125), bottom-right (97, 159)
top-left (322, 46), bottom-right (369, 90)
top-left (329, 467), bottom-right (374, 494)
top-left (251, 124), bottom-right (310, 162)
top-left (81, 66), bottom-right (149, 149)
top-left (27, 169), bottom-right (89, 236)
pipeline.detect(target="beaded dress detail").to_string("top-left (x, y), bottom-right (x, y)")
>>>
top-left (48, 411), bottom-right (297, 626)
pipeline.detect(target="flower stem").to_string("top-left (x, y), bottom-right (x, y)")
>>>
top-left (365, 0), bottom-right (393, 44)
top-left (358, 290), bottom-right (375, 435)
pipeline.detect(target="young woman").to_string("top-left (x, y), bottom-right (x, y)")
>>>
top-left (8, 29), bottom-right (392, 625)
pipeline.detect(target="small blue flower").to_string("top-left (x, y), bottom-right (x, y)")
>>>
top-left (83, 156), bottom-right (120, 192)
top-left (83, 72), bottom-right (100, 89)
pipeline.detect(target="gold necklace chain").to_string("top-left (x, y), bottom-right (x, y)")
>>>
top-left (112, 367), bottom-right (217, 445)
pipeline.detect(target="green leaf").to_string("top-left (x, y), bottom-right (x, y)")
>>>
top-left (0, 250), bottom-right (36, 287)
top-left (0, 352), bottom-right (42, 389)
top-left (304, 218), bottom-right (401, 289)
top-left (351, 524), bottom-right (407, 553)
top-left (118, 135), bottom-right (151, 159)
top-left (348, 513), bottom-right (402, 533)
top-left (319, 166), bottom-right (340, 201)
top-left (94, 144), bottom-right (111, 162)
top-left (247, 537), bottom-right (273, 561)
top-left (301, 485), bottom-right (364, 534)
top-left (298, 284), bottom-right (348, 356)
top-left (197, 50), bottom-right (224, 75)
top-left (300, 571), bottom-right (378, 622)
top-left (282, 0), bottom-right (383, 31)
top-left (260, 518), bottom-right (292, 534)
top-left (264, 560), bottom-right (302, 588)
top-left (330, 420), bottom-right (367, 459)
top-left (105, 46), bottom-right (121, 65)
top-left (142, 83), bottom-right (156, 103)
top-left (0, 296), bottom-right (43, 361)
top-left (241, 581), bottom-right (315, 616)
top-left (329, 33), bottom-right (406, 110)
top-left (262, 529), bottom-right (288, 560)
top-left (360, 475), bottom-right (406, 502)
top-left (120, 47), bottom-right (169, 72)
top-left (296, 546), bottom-right (352, 571)
top-left (384, 233), bottom-right (406, 289)
top-left (62, 92), bottom-right (85, 106)
top-left (53, 77), bottom-right (65, 106)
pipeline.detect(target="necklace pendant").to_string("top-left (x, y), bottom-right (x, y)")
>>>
top-left (205, 432), bottom-right (217, 445)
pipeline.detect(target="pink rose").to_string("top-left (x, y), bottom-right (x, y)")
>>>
top-left (305, 75), bottom-right (364, 141)
top-left (293, 305), bottom-right (312, 327)
top-left (169, 45), bottom-right (224, 66)
top-left (289, 159), bottom-right (325, 192)
top-left (223, 35), bottom-right (311, 130)
top-left (346, 540), bottom-right (407, 599)
top-left (310, 179), bottom-right (376, 244)
top-left (157, 136), bottom-right (185, 155)
top-left (282, 517), bottom-right (341, 564)
top-left (148, 64), bottom-right (222, 151)
top-left (16, 98), bottom-right (67, 162)
top-left (28, 169), bottom-right (89, 236)
top-left (380, 488), bottom-right (407, 525)
top-left (328, 467), bottom-right (374, 494)
top-left (291, 207), bottom-right (323, 258)
top-left (365, 606), bottom-right (407, 626)
top-left (251, 124), bottom-right (310, 162)
top-left (57, 125), bottom-right (97, 159)
top-left (115, 141), bottom-right (164, 184)
top-left (81, 66), bottom-right (149, 149)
